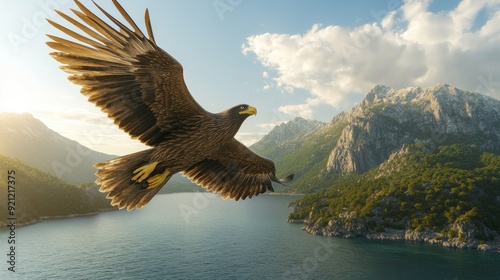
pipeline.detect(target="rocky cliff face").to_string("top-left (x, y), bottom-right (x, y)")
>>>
top-left (327, 84), bottom-right (500, 174)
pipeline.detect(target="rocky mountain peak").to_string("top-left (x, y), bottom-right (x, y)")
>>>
top-left (327, 84), bottom-right (500, 174)
top-left (361, 84), bottom-right (391, 105)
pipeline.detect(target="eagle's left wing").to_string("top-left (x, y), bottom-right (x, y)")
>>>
top-left (183, 139), bottom-right (294, 200)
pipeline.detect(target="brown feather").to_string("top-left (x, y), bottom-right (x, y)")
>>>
top-left (144, 9), bottom-right (156, 43)
top-left (109, 0), bottom-right (146, 39)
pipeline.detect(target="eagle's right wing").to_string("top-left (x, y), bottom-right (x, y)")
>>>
top-left (47, 0), bottom-right (209, 146)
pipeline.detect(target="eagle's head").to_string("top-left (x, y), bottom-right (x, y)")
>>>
top-left (226, 104), bottom-right (257, 119)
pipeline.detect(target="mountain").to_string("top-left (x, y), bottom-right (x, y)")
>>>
top-left (251, 117), bottom-right (326, 160)
top-left (327, 84), bottom-right (500, 174)
top-left (267, 84), bottom-right (500, 251)
top-left (0, 112), bottom-right (115, 185)
top-left (252, 84), bottom-right (500, 194)
top-left (0, 154), bottom-right (115, 226)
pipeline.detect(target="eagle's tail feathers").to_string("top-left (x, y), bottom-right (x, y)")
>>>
top-left (95, 149), bottom-right (171, 210)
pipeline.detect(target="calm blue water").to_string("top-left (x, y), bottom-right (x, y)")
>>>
top-left (1, 193), bottom-right (500, 280)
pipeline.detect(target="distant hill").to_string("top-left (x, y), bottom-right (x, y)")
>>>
top-left (0, 154), bottom-right (116, 226)
top-left (251, 117), bottom-right (326, 160)
top-left (0, 112), bottom-right (115, 185)
top-left (251, 84), bottom-right (500, 194)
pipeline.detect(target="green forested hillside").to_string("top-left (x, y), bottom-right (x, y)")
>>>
top-left (289, 144), bottom-right (500, 241)
top-left (0, 154), bottom-right (116, 226)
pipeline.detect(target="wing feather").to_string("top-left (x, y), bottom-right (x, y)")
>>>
top-left (108, 0), bottom-right (146, 39)
top-left (144, 9), bottom-right (156, 43)
top-left (47, 0), bottom-right (208, 146)
top-left (183, 139), bottom-right (293, 200)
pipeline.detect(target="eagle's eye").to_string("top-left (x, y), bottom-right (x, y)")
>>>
top-left (240, 105), bottom-right (245, 110)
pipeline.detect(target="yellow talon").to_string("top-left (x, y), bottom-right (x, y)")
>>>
top-left (132, 162), bottom-right (159, 183)
top-left (147, 170), bottom-right (170, 189)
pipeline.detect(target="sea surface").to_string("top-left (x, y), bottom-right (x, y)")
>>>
top-left (1, 193), bottom-right (500, 280)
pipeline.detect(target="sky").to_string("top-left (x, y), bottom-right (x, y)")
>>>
top-left (1, 0), bottom-right (500, 156)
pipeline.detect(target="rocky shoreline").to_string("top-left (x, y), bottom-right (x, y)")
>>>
top-left (291, 213), bottom-right (500, 252)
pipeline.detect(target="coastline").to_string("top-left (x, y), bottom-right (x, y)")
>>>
top-left (269, 192), bottom-right (305, 196)
top-left (1, 207), bottom-right (117, 228)
top-left (291, 217), bottom-right (500, 252)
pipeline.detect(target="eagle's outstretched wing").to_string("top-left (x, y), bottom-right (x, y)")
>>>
top-left (47, 0), bottom-right (208, 146)
top-left (183, 139), bottom-right (294, 200)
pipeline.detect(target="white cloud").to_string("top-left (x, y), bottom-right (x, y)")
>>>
top-left (278, 98), bottom-right (321, 119)
top-left (242, 0), bottom-right (500, 118)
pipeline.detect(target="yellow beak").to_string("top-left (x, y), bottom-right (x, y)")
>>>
top-left (239, 106), bottom-right (257, 116)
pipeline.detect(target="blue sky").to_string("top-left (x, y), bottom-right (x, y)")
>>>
top-left (1, 0), bottom-right (500, 155)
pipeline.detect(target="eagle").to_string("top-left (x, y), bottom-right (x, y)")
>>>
top-left (46, 0), bottom-right (293, 210)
